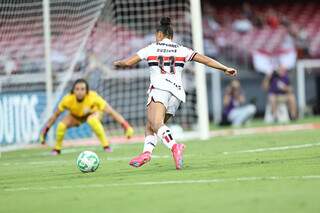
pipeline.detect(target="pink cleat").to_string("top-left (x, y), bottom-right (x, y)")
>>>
top-left (51, 149), bottom-right (61, 156)
top-left (103, 146), bottom-right (113, 153)
top-left (129, 151), bottom-right (151, 168)
top-left (171, 144), bottom-right (185, 170)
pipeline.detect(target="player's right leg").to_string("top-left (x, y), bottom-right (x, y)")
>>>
top-left (52, 114), bottom-right (81, 155)
top-left (129, 121), bottom-right (155, 167)
top-left (163, 113), bottom-right (185, 170)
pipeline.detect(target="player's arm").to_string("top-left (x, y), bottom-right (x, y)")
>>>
top-left (193, 53), bottom-right (237, 77)
top-left (39, 109), bottom-right (62, 145)
top-left (103, 103), bottom-right (134, 139)
top-left (113, 54), bottom-right (141, 68)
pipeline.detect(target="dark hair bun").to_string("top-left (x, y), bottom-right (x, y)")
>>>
top-left (160, 17), bottom-right (171, 26)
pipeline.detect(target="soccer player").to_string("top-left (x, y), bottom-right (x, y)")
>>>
top-left (114, 17), bottom-right (237, 169)
top-left (39, 78), bottom-right (134, 155)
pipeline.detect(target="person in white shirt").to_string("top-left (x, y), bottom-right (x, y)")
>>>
top-left (114, 17), bottom-right (237, 170)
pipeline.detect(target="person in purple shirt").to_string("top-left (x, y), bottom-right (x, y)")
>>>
top-left (263, 65), bottom-right (297, 121)
top-left (222, 80), bottom-right (256, 126)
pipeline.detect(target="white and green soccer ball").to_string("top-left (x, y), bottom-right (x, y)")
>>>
top-left (76, 151), bottom-right (100, 173)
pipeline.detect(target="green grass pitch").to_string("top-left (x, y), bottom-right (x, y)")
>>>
top-left (1, 127), bottom-right (320, 213)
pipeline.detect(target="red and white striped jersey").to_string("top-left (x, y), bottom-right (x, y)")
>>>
top-left (137, 38), bottom-right (196, 102)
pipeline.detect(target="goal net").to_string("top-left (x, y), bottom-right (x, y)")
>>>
top-left (0, 0), bottom-right (201, 150)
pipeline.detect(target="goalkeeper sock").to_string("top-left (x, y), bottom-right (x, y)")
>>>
top-left (87, 117), bottom-right (109, 147)
top-left (54, 122), bottom-right (67, 150)
top-left (143, 134), bottom-right (157, 153)
top-left (157, 125), bottom-right (176, 150)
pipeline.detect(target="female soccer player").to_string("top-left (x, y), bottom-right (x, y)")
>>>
top-left (40, 78), bottom-right (134, 155)
top-left (114, 17), bottom-right (237, 169)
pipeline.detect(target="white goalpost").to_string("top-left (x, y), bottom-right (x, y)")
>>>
top-left (0, 0), bottom-right (209, 151)
top-left (296, 59), bottom-right (320, 118)
top-left (190, 0), bottom-right (210, 140)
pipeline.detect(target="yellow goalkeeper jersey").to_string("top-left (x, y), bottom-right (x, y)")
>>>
top-left (58, 91), bottom-right (107, 118)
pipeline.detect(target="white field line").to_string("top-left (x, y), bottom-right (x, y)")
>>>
top-left (3, 175), bottom-right (320, 192)
top-left (223, 142), bottom-right (320, 155)
top-left (0, 154), bottom-right (183, 167)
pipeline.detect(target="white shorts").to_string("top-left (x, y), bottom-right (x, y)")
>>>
top-left (147, 88), bottom-right (181, 116)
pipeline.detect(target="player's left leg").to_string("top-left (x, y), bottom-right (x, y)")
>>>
top-left (143, 121), bottom-right (158, 153)
top-left (87, 112), bottom-right (112, 152)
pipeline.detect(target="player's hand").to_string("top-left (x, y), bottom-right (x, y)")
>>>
top-left (113, 60), bottom-right (123, 68)
top-left (125, 126), bottom-right (134, 139)
top-left (39, 125), bottom-right (50, 145)
top-left (224, 67), bottom-right (237, 77)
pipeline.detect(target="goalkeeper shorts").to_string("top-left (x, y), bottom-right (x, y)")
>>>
top-left (147, 87), bottom-right (181, 116)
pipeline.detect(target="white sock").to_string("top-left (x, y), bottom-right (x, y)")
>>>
top-left (143, 134), bottom-right (157, 153)
top-left (157, 125), bottom-right (176, 150)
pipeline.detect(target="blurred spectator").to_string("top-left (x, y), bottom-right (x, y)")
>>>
top-left (288, 24), bottom-right (310, 58)
top-left (204, 16), bottom-right (221, 32)
top-left (242, 2), bottom-right (253, 20)
top-left (262, 66), bottom-right (297, 121)
top-left (242, 2), bottom-right (264, 28)
top-left (232, 14), bottom-right (253, 33)
top-left (265, 8), bottom-right (279, 29)
top-left (221, 80), bottom-right (256, 127)
top-left (279, 14), bottom-right (290, 28)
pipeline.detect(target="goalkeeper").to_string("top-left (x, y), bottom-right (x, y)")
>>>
top-left (39, 78), bottom-right (134, 155)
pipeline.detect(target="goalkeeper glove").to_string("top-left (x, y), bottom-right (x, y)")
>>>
top-left (125, 126), bottom-right (134, 139)
top-left (39, 125), bottom-right (50, 145)
top-left (121, 121), bottom-right (134, 139)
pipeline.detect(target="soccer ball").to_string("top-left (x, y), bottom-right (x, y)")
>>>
top-left (76, 151), bottom-right (100, 173)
